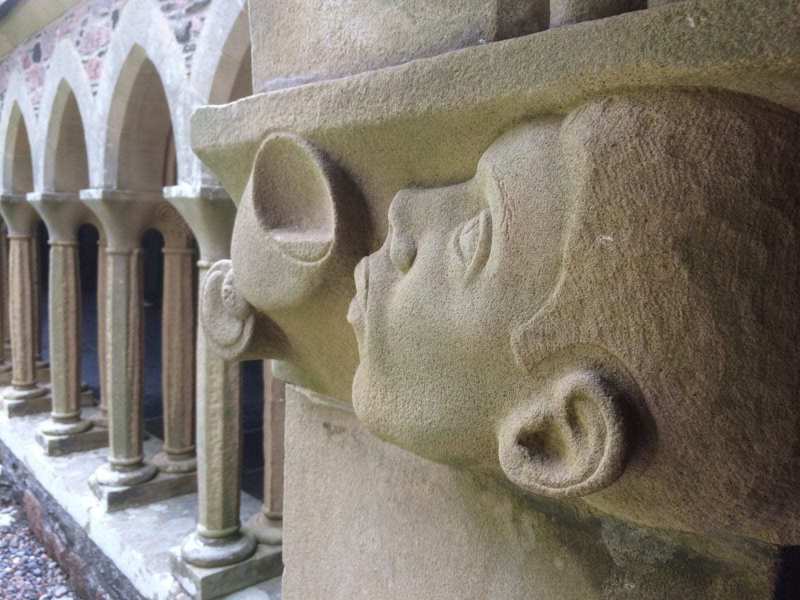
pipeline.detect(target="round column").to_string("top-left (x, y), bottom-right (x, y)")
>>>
top-left (0, 225), bottom-right (11, 377)
top-left (4, 232), bottom-right (48, 405)
top-left (96, 241), bottom-right (109, 423)
top-left (181, 259), bottom-right (255, 567)
top-left (92, 246), bottom-right (157, 487)
top-left (154, 245), bottom-right (197, 473)
top-left (39, 240), bottom-right (92, 436)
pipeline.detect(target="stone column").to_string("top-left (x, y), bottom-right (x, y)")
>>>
top-left (82, 190), bottom-right (160, 488)
top-left (0, 225), bottom-right (11, 380)
top-left (96, 241), bottom-right (108, 422)
top-left (28, 194), bottom-right (94, 439)
top-left (153, 243), bottom-right (197, 473)
top-left (1, 224), bottom-right (9, 349)
top-left (0, 195), bottom-right (50, 414)
top-left (246, 361), bottom-right (284, 545)
top-left (166, 186), bottom-right (256, 568)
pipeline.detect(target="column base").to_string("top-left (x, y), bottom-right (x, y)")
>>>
top-left (35, 360), bottom-right (50, 383)
top-left (180, 531), bottom-right (258, 568)
top-left (80, 385), bottom-right (98, 407)
top-left (0, 362), bottom-right (12, 385)
top-left (3, 385), bottom-right (51, 417)
top-left (152, 450), bottom-right (197, 474)
top-left (89, 464), bottom-right (196, 513)
top-left (35, 425), bottom-right (109, 457)
top-left (243, 512), bottom-right (283, 546)
top-left (39, 417), bottom-right (93, 437)
top-left (90, 410), bottom-right (109, 428)
top-left (92, 461), bottom-right (158, 487)
top-left (173, 539), bottom-right (281, 599)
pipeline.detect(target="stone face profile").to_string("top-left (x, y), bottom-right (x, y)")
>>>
top-left (201, 132), bottom-right (369, 401)
top-left (349, 90), bottom-right (800, 547)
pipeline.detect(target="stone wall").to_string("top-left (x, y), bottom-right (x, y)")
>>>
top-left (0, 0), bottom-right (214, 108)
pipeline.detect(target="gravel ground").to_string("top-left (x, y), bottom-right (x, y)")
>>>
top-left (0, 468), bottom-right (78, 600)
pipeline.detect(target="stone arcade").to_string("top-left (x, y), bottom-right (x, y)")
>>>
top-left (1, 0), bottom-right (799, 599)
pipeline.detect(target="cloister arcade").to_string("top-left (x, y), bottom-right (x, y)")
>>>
top-left (0, 0), bottom-right (282, 595)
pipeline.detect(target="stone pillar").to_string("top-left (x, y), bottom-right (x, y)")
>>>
top-left (28, 193), bottom-right (95, 440)
top-left (91, 245), bottom-right (157, 486)
top-left (0, 195), bottom-right (50, 414)
top-left (245, 361), bottom-right (284, 545)
top-left (82, 190), bottom-right (160, 489)
top-left (0, 225), bottom-right (11, 381)
top-left (153, 243), bottom-right (197, 473)
top-left (165, 187), bottom-right (256, 568)
top-left (1, 224), bottom-right (9, 350)
top-left (96, 241), bottom-right (108, 422)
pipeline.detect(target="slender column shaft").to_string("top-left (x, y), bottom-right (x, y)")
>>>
top-left (97, 242), bottom-right (108, 417)
top-left (0, 227), bottom-right (8, 366)
top-left (31, 227), bottom-right (41, 361)
top-left (49, 242), bottom-right (81, 418)
top-left (40, 242), bottom-right (91, 436)
top-left (92, 245), bottom-right (154, 488)
top-left (182, 261), bottom-right (254, 567)
top-left (263, 362), bottom-right (285, 521)
top-left (160, 247), bottom-right (196, 467)
top-left (8, 235), bottom-right (38, 388)
top-left (197, 261), bottom-right (241, 535)
top-left (1, 227), bottom-right (9, 350)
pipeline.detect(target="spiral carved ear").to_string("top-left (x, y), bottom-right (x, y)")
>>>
top-left (200, 259), bottom-right (258, 361)
top-left (498, 370), bottom-right (629, 499)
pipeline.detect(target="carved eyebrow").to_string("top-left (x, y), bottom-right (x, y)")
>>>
top-left (484, 164), bottom-right (511, 239)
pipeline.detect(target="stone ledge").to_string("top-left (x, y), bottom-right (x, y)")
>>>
top-left (0, 404), bottom-right (281, 599)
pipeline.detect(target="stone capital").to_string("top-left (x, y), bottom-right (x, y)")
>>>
top-left (163, 185), bottom-right (234, 263)
top-left (80, 188), bottom-right (161, 251)
top-left (27, 192), bottom-right (97, 243)
top-left (0, 194), bottom-right (40, 237)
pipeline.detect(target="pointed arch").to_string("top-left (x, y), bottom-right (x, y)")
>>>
top-left (93, 0), bottom-right (190, 189)
top-left (37, 41), bottom-right (95, 192)
top-left (189, 0), bottom-right (251, 186)
top-left (191, 0), bottom-right (251, 104)
top-left (0, 71), bottom-right (38, 193)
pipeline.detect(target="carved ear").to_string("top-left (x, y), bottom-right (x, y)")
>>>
top-left (498, 370), bottom-right (628, 499)
top-left (200, 259), bottom-right (287, 362)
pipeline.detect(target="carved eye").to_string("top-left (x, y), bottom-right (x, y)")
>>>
top-left (454, 208), bottom-right (492, 279)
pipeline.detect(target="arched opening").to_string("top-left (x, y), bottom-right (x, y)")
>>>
top-left (5, 110), bottom-right (48, 370)
top-left (36, 220), bottom-right (49, 367)
top-left (140, 228), bottom-right (165, 438)
top-left (110, 48), bottom-right (195, 454)
top-left (77, 224), bottom-right (101, 397)
top-left (115, 54), bottom-right (177, 190)
top-left (7, 107), bottom-right (33, 194)
top-left (51, 86), bottom-right (89, 192)
top-left (45, 83), bottom-right (100, 405)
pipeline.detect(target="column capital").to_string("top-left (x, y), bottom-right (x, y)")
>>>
top-left (164, 186), bottom-right (235, 263)
top-left (80, 188), bottom-right (161, 250)
top-left (0, 194), bottom-right (40, 236)
top-left (27, 192), bottom-right (95, 243)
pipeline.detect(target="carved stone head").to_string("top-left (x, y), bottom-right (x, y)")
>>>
top-left (349, 90), bottom-right (800, 546)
